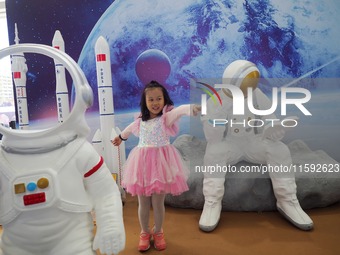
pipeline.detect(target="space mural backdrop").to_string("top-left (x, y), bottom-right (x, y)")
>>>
top-left (5, 0), bottom-right (340, 160)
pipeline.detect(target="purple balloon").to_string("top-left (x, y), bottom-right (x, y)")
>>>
top-left (135, 49), bottom-right (171, 85)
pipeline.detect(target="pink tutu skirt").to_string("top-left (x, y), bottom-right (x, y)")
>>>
top-left (122, 144), bottom-right (189, 196)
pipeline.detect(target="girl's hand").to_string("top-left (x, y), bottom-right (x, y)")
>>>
top-left (111, 136), bottom-right (122, 146)
top-left (192, 104), bottom-right (201, 116)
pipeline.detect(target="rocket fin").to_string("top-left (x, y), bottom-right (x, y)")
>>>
top-left (92, 129), bottom-right (103, 155)
top-left (115, 127), bottom-right (126, 166)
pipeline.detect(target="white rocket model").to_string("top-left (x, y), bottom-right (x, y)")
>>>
top-left (52, 30), bottom-right (70, 123)
top-left (93, 36), bottom-right (126, 190)
top-left (11, 23), bottom-right (29, 129)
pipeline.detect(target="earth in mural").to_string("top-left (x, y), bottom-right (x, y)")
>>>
top-left (78, 0), bottom-right (340, 114)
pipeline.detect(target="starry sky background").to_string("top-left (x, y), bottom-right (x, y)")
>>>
top-left (4, 0), bottom-right (340, 124)
top-left (5, 0), bottom-right (114, 120)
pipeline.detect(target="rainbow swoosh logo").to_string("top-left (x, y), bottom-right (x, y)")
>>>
top-left (196, 81), bottom-right (222, 106)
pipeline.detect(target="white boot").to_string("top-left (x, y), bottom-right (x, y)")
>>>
top-left (199, 200), bottom-right (222, 232)
top-left (199, 177), bottom-right (225, 232)
top-left (271, 177), bottom-right (313, 231)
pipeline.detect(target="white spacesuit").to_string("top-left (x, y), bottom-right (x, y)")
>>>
top-left (0, 44), bottom-right (125, 255)
top-left (199, 60), bottom-right (313, 232)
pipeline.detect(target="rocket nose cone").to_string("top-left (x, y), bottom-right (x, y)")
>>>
top-left (53, 30), bottom-right (62, 37)
top-left (95, 36), bottom-right (109, 52)
top-left (52, 30), bottom-right (65, 50)
top-left (52, 30), bottom-right (63, 41)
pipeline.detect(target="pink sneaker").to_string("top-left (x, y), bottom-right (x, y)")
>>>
top-left (153, 230), bottom-right (166, 251)
top-left (138, 232), bottom-right (151, 252)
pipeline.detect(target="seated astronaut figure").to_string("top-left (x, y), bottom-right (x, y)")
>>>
top-left (0, 44), bottom-right (125, 255)
top-left (199, 60), bottom-right (313, 232)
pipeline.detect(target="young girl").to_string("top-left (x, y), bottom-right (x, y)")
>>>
top-left (112, 80), bottom-right (200, 251)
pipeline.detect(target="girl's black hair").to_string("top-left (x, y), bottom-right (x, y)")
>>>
top-left (140, 80), bottom-right (174, 121)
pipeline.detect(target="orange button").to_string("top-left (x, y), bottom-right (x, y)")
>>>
top-left (14, 183), bottom-right (26, 194)
top-left (37, 178), bottom-right (49, 189)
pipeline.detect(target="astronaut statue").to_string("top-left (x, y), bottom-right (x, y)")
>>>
top-left (0, 44), bottom-right (125, 255)
top-left (199, 60), bottom-right (313, 232)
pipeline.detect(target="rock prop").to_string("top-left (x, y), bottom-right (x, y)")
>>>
top-left (166, 134), bottom-right (340, 211)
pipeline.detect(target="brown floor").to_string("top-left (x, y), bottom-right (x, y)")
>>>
top-left (114, 194), bottom-right (340, 255)
top-left (1, 195), bottom-right (338, 255)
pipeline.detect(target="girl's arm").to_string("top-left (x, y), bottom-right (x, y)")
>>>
top-left (111, 120), bottom-right (136, 146)
top-left (120, 121), bottom-right (136, 139)
top-left (165, 104), bottom-right (200, 127)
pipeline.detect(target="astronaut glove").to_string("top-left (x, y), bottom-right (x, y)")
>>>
top-left (85, 164), bottom-right (126, 254)
top-left (262, 125), bottom-right (285, 141)
top-left (93, 193), bottom-right (125, 255)
top-left (262, 116), bottom-right (298, 142)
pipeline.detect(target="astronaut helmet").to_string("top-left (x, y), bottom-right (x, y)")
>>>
top-left (0, 44), bottom-right (93, 153)
top-left (222, 60), bottom-right (260, 98)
